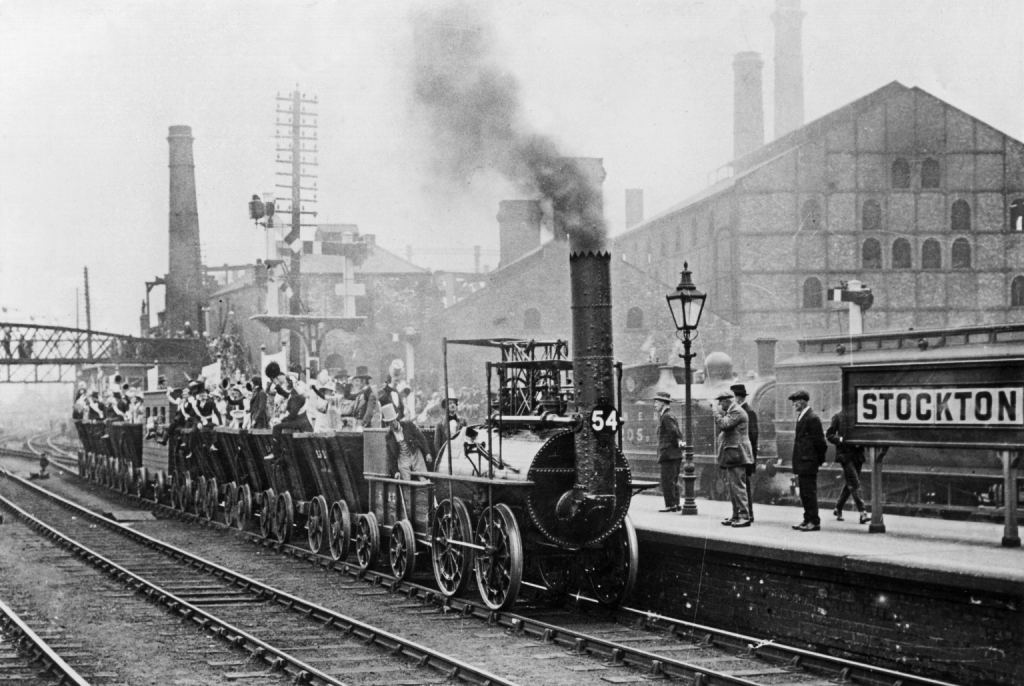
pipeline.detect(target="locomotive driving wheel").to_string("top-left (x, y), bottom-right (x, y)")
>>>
top-left (389, 519), bottom-right (416, 581)
top-left (235, 484), bottom-right (253, 532)
top-left (582, 515), bottom-right (639, 606)
top-left (354, 512), bottom-right (380, 571)
top-left (536, 550), bottom-right (577, 595)
top-left (259, 488), bottom-right (276, 539)
top-left (328, 500), bottom-right (351, 562)
top-left (306, 495), bottom-right (329, 555)
top-left (475, 504), bottom-right (523, 611)
top-left (205, 477), bottom-right (219, 522)
top-left (430, 498), bottom-right (474, 597)
top-left (274, 491), bottom-right (294, 544)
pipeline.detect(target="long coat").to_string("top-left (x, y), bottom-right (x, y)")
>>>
top-left (249, 388), bottom-right (269, 429)
top-left (714, 403), bottom-right (755, 468)
top-left (825, 412), bottom-right (865, 468)
top-left (792, 408), bottom-right (828, 475)
top-left (739, 401), bottom-right (759, 460)
top-left (385, 421), bottom-right (432, 477)
top-left (656, 407), bottom-right (683, 462)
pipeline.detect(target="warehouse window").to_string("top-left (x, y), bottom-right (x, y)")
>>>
top-left (1013, 276), bottom-right (1024, 306)
top-left (802, 277), bottom-right (823, 309)
top-left (892, 238), bottom-right (912, 269)
top-left (524, 308), bottom-right (541, 331)
top-left (951, 199), bottom-right (971, 232)
top-left (1010, 198), bottom-right (1024, 232)
top-left (801, 199), bottom-right (822, 231)
top-left (626, 307), bottom-right (644, 329)
top-left (862, 199), bottom-right (882, 231)
top-left (922, 158), bottom-right (941, 189)
top-left (891, 158), bottom-right (911, 189)
top-left (862, 238), bottom-right (882, 269)
top-left (922, 239), bottom-right (942, 269)
top-left (952, 238), bottom-right (972, 269)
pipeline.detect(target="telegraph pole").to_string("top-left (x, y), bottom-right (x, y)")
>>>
top-left (275, 87), bottom-right (318, 371)
top-left (84, 267), bottom-right (93, 359)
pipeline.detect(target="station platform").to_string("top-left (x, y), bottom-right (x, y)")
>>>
top-left (626, 494), bottom-right (1022, 686)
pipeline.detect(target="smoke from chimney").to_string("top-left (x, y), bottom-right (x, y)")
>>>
top-left (733, 52), bottom-right (765, 159)
top-left (412, 3), bottom-right (606, 252)
top-left (772, 0), bottom-right (805, 138)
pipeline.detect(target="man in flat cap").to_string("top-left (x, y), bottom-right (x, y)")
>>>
top-left (652, 391), bottom-right (683, 512)
top-left (789, 389), bottom-right (828, 531)
top-left (714, 390), bottom-right (755, 527)
top-left (730, 384), bottom-right (759, 521)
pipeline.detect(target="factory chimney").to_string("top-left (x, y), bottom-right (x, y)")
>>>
top-left (733, 52), bottom-right (765, 159)
top-left (772, 0), bottom-right (805, 138)
top-left (497, 200), bottom-right (543, 268)
top-left (625, 189), bottom-right (644, 228)
top-left (166, 125), bottom-right (204, 337)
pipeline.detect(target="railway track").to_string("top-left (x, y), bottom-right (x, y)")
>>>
top-left (0, 596), bottom-right (92, 686)
top-left (12, 440), bottom-right (960, 686)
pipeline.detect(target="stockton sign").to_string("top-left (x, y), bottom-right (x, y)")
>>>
top-left (842, 358), bottom-right (1024, 449)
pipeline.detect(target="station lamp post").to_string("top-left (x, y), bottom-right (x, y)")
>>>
top-left (665, 262), bottom-right (707, 515)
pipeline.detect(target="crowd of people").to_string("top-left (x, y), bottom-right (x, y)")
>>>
top-left (71, 381), bottom-right (146, 425)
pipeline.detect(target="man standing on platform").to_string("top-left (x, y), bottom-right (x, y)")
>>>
top-left (652, 391), bottom-right (683, 513)
top-left (789, 390), bottom-right (828, 531)
top-left (731, 384), bottom-right (759, 521)
top-left (826, 411), bottom-right (876, 524)
top-left (714, 390), bottom-right (754, 527)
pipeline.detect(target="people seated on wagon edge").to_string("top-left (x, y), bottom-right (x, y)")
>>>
top-left (264, 374), bottom-right (313, 461)
top-left (433, 389), bottom-right (466, 459)
top-left (248, 375), bottom-right (270, 429)
top-left (383, 402), bottom-right (430, 480)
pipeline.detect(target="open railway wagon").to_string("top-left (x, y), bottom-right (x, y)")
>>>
top-left (74, 419), bottom-right (162, 498)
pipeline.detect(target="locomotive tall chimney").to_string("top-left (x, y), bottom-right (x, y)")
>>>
top-left (772, 0), bottom-right (805, 138)
top-left (166, 125), bottom-right (204, 337)
top-left (733, 51), bottom-right (765, 159)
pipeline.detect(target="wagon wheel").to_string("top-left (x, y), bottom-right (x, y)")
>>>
top-left (194, 476), bottom-right (207, 517)
top-left (389, 519), bottom-right (416, 581)
top-left (307, 495), bottom-right (329, 555)
top-left (474, 503), bottom-right (523, 611)
top-left (536, 550), bottom-right (577, 595)
top-left (354, 512), bottom-right (380, 571)
top-left (111, 460), bottom-right (120, 491)
top-left (274, 491), bottom-right (294, 544)
top-left (155, 470), bottom-right (166, 505)
top-left (77, 450), bottom-right (85, 477)
top-left (135, 467), bottom-right (149, 499)
top-left (430, 498), bottom-right (474, 597)
top-left (182, 473), bottom-right (194, 513)
top-left (120, 461), bottom-right (131, 494)
top-left (583, 515), bottom-right (639, 607)
top-left (224, 483), bottom-right (238, 528)
top-left (328, 500), bottom-right (351, 562)
top-left (236, 484), bottom-right (253, 532)
top-left (259, 488), bottom-right (276, 539)
top-left (205, 477), bottom-right (219, 523)
top-left (98, 458), bottom-right (107, 486)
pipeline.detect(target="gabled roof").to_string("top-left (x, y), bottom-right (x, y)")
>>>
top-left (358, 243), bottom-right (428, 275)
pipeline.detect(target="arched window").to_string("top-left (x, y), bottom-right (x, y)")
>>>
top-left (324, 353), bottom-right (343, 371)
top-left (1012, 276), bottom-right (1024, 307)
top-left (951, 199), bottom-right (971, 232)
top-left (892, 238), bottom-right (912, 269)
top-left (802, 277), bottom-right (823, 309)
top-left (862, 199), bottom-right (881, 231)
top-left (922, 239), bottom-right (942, 269)
top-left (626, 307), bottom-right (644, 329)
top-left (891, 158), bottom-right (911, 189)
top-left (524, 308), bottom-right (541, 331)
top-left (1010, 198), bottom-right (1024, 232)
top-left (862, 238), bottom-right (882, 269)
top-left (801, 199), bottom-right (821, 231)
top-left (952, 238), bottom-right (971, 269)
top-left (921, 158), bottom-right (940, 189)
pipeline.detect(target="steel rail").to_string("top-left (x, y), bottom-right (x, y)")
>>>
top-left (0, 596), bottom-right (93, 686)
top-left (17, 443), bottom-right (962, 686)
top-left (0, 467), bottom-right (520, 686)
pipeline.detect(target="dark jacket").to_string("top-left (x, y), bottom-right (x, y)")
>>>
top-left (379, 384), bottom-right (404, 421)
top-left (714, 402), bottom-right (754, 468)
top-left (385, 421), bottom-right (431, 476)
top-left (433, 415), bottom-right (466, 458)
top-left (657, 407), bottom-right (683, 462)
top-left (739, 401), bottom-right (759, 460)
top-left (826, 412), bottom-right (865, 468)
top-left (249, 388), bottom-right (269, 429)
top-left (354, 387), bottom-right (380, 428)
top-left (791, 407), bottom-right (828, 475)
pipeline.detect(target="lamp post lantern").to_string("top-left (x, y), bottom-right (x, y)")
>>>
top-left (665, 262), bottom-right (706, 515)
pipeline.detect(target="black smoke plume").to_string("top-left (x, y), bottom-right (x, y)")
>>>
top-left (412, 3), bottom-right (606, 252)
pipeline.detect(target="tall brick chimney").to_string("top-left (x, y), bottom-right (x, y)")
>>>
top-left (625, 189), bottom-right (644, 229)
top-left (166, 125), bottom-right (204, 336)
top-left (772, 0), bottom-right (805, 139)
top-left (497, 200), bottom-right (542, 268)
top-left (733, 52), bottom-right (765, 159)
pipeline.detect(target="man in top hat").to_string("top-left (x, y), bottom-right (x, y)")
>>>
top-left (378, 375), bottom-right (404, 422)
top-left (730, 384), bottom-right (759, 521)
top-left (383, 402), bottom-right (431, 480)
top-left (248, 375), bottom-right (269, 429)
top-left (652, 390), bottom-right (683, 512)
top-left (788, 389), bottom-right (828, 531)
top-left (433, 388), bottom-right (466, 461)
top-left (352, 366), bottom-right (380, 428)
top-left (714, 390), bottom-right (755, 527)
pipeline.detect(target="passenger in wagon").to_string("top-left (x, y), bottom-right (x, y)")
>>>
top-left (248, 375), bottom-right (270, 429)
top-left (264, 375), bottom-right (313, 461)
top-left (383, 403), bottom-right (430, 480)
top-left (433, 389), bottom-right (466, 461)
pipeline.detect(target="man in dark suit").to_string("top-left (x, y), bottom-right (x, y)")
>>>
top-left (789, 389), bottom-right (828, 531)
top-left (731, 384), bottom-right (759, 521)
top-left (652, 391), bottom-right (683, 512)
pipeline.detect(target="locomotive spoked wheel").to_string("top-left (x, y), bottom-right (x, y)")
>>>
top-left (306, 495), bottom-right (329, 555)
top-left (430, 498), bottom-right (474, 597)
top-left (475, 503), bottom-right (523, 611)
top-left (205, 477), bottom-right (219, 523)
top-left (236, 484), bottom-right (253, 532)
top-left (224, 483), bottom-right (238, 528)
top-left (354, 512), bottom-right (380, 571)
top-left (536, 549), bottom-right (577, 595)
top-left (259, 488), bottom-right (276, 539)
top-left (170, 476), bottom-right (180, 511)
top-left (328, 500), bottom-right (351, 562)
top-left (274, 491), bottom-right (294, 544)
top-left (389, 519), bottom-right (416, 581)
top-left (583, 515), bottom-right (639, 606)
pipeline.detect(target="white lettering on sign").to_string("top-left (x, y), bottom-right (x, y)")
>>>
top-left (856, 387), bottom-right (1024, 427)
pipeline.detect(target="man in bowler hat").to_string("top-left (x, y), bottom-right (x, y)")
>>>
top-left (714, 390), bottom-right (755, 527)
top-left (652, 391), bottom-right (683, 512)
top-left (789, 389), bottom-right (828, 531)
top-left (730, 384), bottom-right (759, 521)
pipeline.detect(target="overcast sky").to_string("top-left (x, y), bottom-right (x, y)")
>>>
top-left (1, 0), bottom-right (1021, 335)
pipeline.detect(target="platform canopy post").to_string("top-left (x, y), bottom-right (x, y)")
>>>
top-left (867, 446), bottom-right (885, 534)
top-left (1000, 450), bottom-right (1020, 548)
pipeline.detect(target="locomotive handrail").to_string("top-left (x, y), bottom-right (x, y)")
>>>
top-left (489, 413), bottom-right (581, 428)
top-left (413, 471), bottom-right (535, 486)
